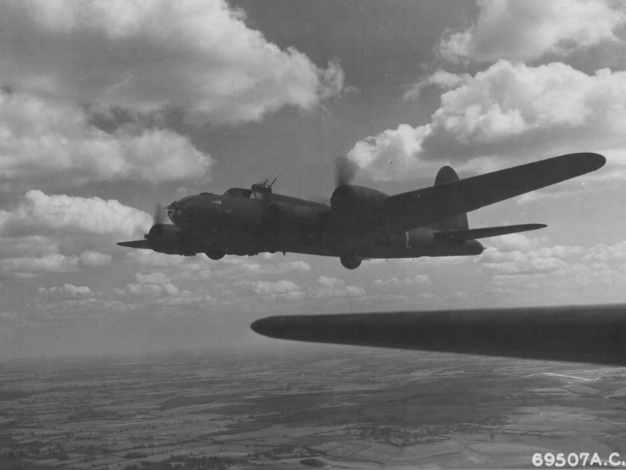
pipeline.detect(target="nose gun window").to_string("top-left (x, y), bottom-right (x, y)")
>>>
top-left (169, 208), bottom-right (188, 222)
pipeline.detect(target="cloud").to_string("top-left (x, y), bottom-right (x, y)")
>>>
top-left (438, 0), bottom-right (625, 63)
top-left (307, 276), bottom-right (365, 299)
top-left (403, 70), bottom-right (469, 101)
top-left (215, 258), bottom-right (311, 276)
top-left (135, 272), bottom-right (172, 285)
top-left (487, 233), bottom-right (547, 252)
top-left (126, 272), bottom-right (180, 297)
top-left (347, 124), bottom-right (433, 181)
top-left (124, 251), bottom-right (188, 269)
top-left (0, 191), bottom-right (141, 277)
top-left (127, 282), bottom-right (179, 297)
top-left (475, 233), bottom-right (626, 302)
top-left (38, 284), bottom-right (92, 297)
top-left (372, 274), bottom-right (432, 289)
top-left (0, 190), bottom-right (151, 240)
top-left (252, 280), bottom-right (300, 295)
top-left (0, 251), bottom-right (111, 276)
top-left (0, 91), bottom-right (213, 189)
top-left (481, 238), bottom-right (584, 275)
top-left (349, 61), bottom-right (626, 181)
top-left (1, 0), bottom-right (345, 125)
top-left (236, 279), bottom-right (305, 302)
top-left (79, 251), bottom-right (112, 267)
top-left (583, 240), bottom-right (626, 261)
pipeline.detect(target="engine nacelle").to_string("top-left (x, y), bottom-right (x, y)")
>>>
top-left (147, 224), bottom-right (194, 255)
top-left (330, 184), bottom-right (389, 220)
top-left (375, 229), bottom-right (434, 249)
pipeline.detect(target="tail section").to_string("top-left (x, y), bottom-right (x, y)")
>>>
top-left (429, 166), bottom-right (469, 231)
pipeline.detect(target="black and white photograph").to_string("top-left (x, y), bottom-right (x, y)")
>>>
top-left (1, 0), bottom-right (626, 468)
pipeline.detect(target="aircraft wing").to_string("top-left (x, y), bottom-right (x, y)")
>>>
top-left (251, 304), bottom-right (626, 365)
top-left (117, 240), bottom-right (152, 249)
top-left (433, 223), bottom-right (546, 242)
top-left (383, 153), bottom-right (605, 234)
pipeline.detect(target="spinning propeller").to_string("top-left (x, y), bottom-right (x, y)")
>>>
top-left (116, 203), bottom-right (170, 249)
top-left (335, 156), bottom-right (358, 187)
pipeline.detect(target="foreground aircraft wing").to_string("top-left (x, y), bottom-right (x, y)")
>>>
top-left (251, 305), bottom-right (626, 365)
top-left (384, 153), bottom-right (605, 234)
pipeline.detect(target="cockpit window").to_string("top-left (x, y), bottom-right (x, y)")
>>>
top-left (223, 188), bottom-right (261, 199)
top-left (223, 188), bottom-right (244, 197)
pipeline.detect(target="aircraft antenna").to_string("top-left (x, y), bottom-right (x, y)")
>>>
top-left (269, 177), bottom-right (277, 188)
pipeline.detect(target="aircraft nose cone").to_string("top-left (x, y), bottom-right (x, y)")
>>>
top-left (166, 200), bottom-right (188, 224)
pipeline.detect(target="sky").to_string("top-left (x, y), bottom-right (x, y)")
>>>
top-left (2, 0), bottom-right (626, 359)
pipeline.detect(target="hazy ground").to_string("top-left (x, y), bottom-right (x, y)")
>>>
top-left (1, 343), bottom-right (626, 469)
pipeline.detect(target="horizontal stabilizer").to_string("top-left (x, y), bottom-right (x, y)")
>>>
top-left (251, 304), bottom-right (626, 365)
top-left (384, 153), bottom-right (605, 233)
top-left (117, 240), bottom-right (152, 249)
top-left (434, 223), bottom-right (546, 242)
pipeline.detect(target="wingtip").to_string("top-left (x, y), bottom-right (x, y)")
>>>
top-left (576, 152), bottom-right (606, 171)
top-left (588, 152), bottom-right (606, 170)
top-left (251, 316), bottom-right (288, 339)
top-left (250, 317), bottom-right (273, 337)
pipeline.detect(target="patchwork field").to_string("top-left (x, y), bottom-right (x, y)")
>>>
top-left (1, 345), bottom-right (625, 469)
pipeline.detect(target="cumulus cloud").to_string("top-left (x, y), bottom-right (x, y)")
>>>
top-left (135, 272), bottom-right (172, 285)
top-left (124, 250), bottom-right (188, 269)
top-left (0, 190), bottom-right (151, 240)
top-left (349, 61), bottom-right (626, 181)
top-left (1, 0), bottom-right (345, 125)
top-left (79, 251), bottom-right (112, 267)
top-left (583, 240), bottom-right (626, 261)
top-left (0, 191), bottom-right (142, 278)
top-left (0, 251), bottom-right (111, 276)
top-left (438, 0), bottom-right (625, 63)
top-left (487, 233), bottom-right (547, 252)
top-left (127, 282), bottom-right (179, 297)
top-left (403, 70), bottom-right (469, 101)
top-left (372, 274), bottom-right (432, 289)
top-left (236, 279), bottom-right (305, 302)
top-left (38, 284), bottom-right (92, 297)
top-left (127, 272), bottom-right (179, 297)
top-left (0, 91), bottom-right (213, 189)
top-left (215, 258), bottom-right (311, 276)
top-left (475, 233), bottom-right (626, 302)
top-left (307, 276), bottom-right (365, 299)
top-left (481, 238), bottom-right (584, 275)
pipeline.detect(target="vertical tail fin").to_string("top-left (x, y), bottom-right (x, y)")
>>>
top-left (429, 166), bottom-right (469, 231)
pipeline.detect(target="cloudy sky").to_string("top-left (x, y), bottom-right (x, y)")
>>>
top-left (2, 0), bottom-right (626, 359)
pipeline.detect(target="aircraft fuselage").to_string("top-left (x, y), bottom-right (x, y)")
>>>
top-left (166, 190), bottom-right (483, 260)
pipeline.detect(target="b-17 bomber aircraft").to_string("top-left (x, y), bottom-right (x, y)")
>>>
top-left (118, 153), bottom-right (605, 269)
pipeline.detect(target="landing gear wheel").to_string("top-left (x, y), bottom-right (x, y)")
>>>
top-left (340, 254), bottom-right (362, 270)
top-left (206, 251), bottom-right (225, 261)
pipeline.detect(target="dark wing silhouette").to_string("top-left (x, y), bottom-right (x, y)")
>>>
top-left (251, 304), bottom-right (626, 365)
top-left (383, 152), bottom-right (605, 234)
